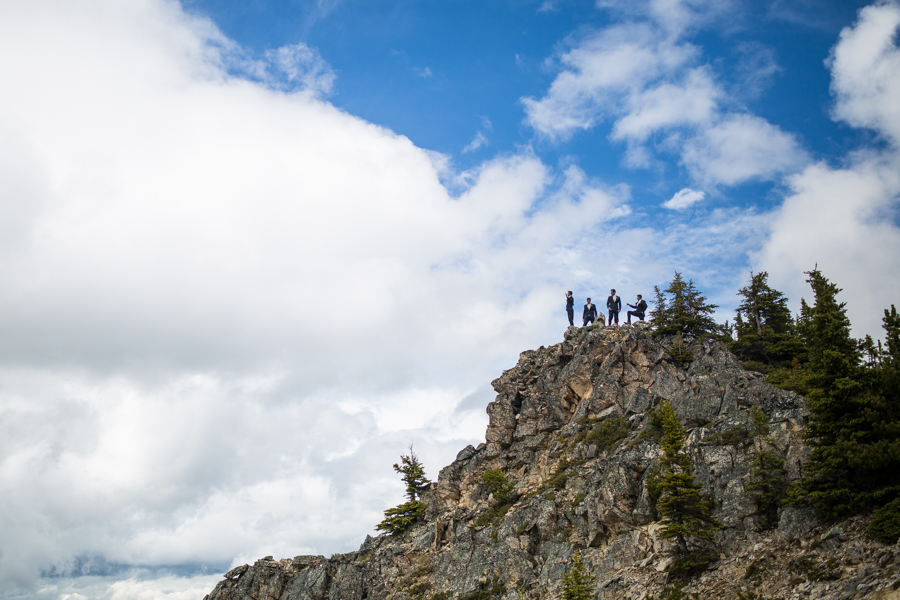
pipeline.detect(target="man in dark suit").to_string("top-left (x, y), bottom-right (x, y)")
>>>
top-left (607, 289), bottom-right (621, 325)
top-left (582, 298), bottom-right (598, 326)
top-left (627, 294), bottom-right (648, 324)
top-left (566, 291), bottom-right (574, 326)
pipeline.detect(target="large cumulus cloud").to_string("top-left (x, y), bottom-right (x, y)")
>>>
top-left (756, 0), bottom-right (900, 333)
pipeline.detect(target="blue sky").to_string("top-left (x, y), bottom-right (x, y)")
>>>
top-left (0, 1), bottom-right (899, 599)
top-left (187, 0), bottom-right (872, 200)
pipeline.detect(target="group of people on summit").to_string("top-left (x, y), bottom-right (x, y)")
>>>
top-left (565, 290), bottom-right (647, 328)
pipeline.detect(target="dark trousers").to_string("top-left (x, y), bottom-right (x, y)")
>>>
top-left (608, 310), bottom-right (619, 324)
top-left (567, 308), bottom-right (574, 326)
top-left (627, 310), bottom-right (644, 323)
top-left (583, 317), bottom-right (594, 326)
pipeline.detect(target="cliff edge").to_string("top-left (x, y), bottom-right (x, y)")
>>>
top-left (204, 324), bottom-right (900, 600)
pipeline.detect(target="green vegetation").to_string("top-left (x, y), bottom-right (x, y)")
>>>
top-left (537, 457), bottom-right (573, 494)
top-left (560, 550), bottom-right (594, 600)
top-left (375, 447), bottom-right (431, 535)
top-left (788, 271), bottom-right (900, 522)
top-left (648, 400), bottom-right (720, 578)
top-left (744, 407), bottom-right (788, 529)
top-left (475, 468), bottom-right (518, 527)
top-left (730, 271), bottom-right (806, 387)
top-left (869, 497), bottom-right (900, 544)
top-left (482, 468), bottom-right (514, 503)
top-left (702, 425), bottom-right (750, 447)
top-left (650, 272), bottom-right (722, 341)
top-left (459, 582), bottom-right (507, 600)
top-left (573, 415), bottom-right (628, 453)
top-left (643, 581), bottom-right (698, 600)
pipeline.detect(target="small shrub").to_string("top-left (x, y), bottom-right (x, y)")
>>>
top-left (407, 582), bottom-right (431, 597)
top-left (540, 458), bottom-right (571, 492)
top-left (474, 502), bottom-right (513, 527)
top-left (702, 425), bottom-right (750, 446)
top-left (643, 581), bottom-right (698, 600)
top-left (869, 497), bottom-right (900, 544)
top-left (749, 406), bottom-right (769, 437)
top-left (482, 469), bottom-right (514, 504)
top-left (460, 582), bottom-right (507, 600)
top-left (475, 468), bottom-right (518, 527)
top-left (560, 550), bottom-right (594, 600)
top-left (583, 415), bottom-right (628, 452)
top-left (746, 450), bottom-right (788, 528)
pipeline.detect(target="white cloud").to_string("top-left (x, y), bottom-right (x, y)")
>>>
top-left (262, 43), bottom-right (336, 95)
top-left (756, 156), bottom-right (900, 338)
top-left (1, 0), bottom-right (897, 598)
top-left (414, 66), bottom-right (433, 78)
top-left (522, 10), bottom-right (806, 187)
top-left (0, 1), bottom-right (642, 594)
top-left (663, 187), bottom-right (705, 209)
top-left (828, 0), bottom-right (900, 145)
top-left (610, 67), bottom-right (719, 141)
top-left (755, 0), bottom-right (900, 338)
top-left (462, 131), bottom-right (489, 153)
top-left (521, 23), bottom-right (698, 140)
top-left (681, 113), bottom-right (809, 186)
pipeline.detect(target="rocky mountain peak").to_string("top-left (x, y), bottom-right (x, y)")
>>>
top-left (204, 325), bottom-right (900, 600)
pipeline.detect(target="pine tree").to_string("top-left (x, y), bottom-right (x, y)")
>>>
top-left (560, 550), bottom-right (594, 600)
top-left (648, 400), bottom-right (720, 578)
top-left (789, 271), bottom-right (900, 516)
top-left (651, 273), bottom-right (721, 340)
top-left (729, 271), bottom-right (805, 379)
top-left (745, 407), bottom-right (788, 528)
top-left (376, 447), bottom-right (431, 535)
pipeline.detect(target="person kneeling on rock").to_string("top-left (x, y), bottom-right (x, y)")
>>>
top-left (627, 294), bottom-right (647, 324)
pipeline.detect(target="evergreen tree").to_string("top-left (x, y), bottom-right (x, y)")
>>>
top-left (376, 448), bottom-right (431, 535)
top-left (789, 270), bottom-right (900, 516)
top-left (651, 273), bottom-right (721, 339)
top-left (745, 407), bottom-right (788, 528)
top-left (729, 271), bottom-right (806, 379)
top-left (648, 400), bottom-right (720, 578)
top-left (560, 550), bottom-right (594, 600)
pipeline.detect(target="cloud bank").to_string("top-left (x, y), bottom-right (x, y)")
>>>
top-left (0, 0), bottom-right (898, 598)
top-left (755, 0), bottom-right (900, 331)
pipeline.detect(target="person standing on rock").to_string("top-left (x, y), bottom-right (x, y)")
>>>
top-left (583, 298), bottom-right (598, 327)
top-left (566, 291), bottom-right (575, 327)
top-left (626, 294), bottom-right (648, 324)
top-left (607, 289), bottom-right (621, 326)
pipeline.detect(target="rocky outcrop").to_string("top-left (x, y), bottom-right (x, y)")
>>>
top-left (204, 324), bottom-right (900, 600)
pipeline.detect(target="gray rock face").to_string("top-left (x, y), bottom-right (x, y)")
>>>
top-left (204, 326), bottom-right (899, 600)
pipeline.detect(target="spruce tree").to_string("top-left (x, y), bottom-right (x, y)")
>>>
top-left (651, 273), bottom-right (721, 339)
top-left (648, 400), bottom-right (720, 578)
top-left (730, 271), bottom-right (805, 380)
top-left (745, 407), bottom-right (788, 528)
top-left (376, 448), bottom-right (431, 535)
top-left (789, 271), bottom-right (900, 516)
top-left (560, 550), bottom-right (594, 600)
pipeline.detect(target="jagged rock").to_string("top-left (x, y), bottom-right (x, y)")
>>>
top-left (204, 327), bottom-right (899, 600)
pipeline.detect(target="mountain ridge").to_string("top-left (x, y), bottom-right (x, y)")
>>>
top-left (204, 324), bottom-right (900, 600)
